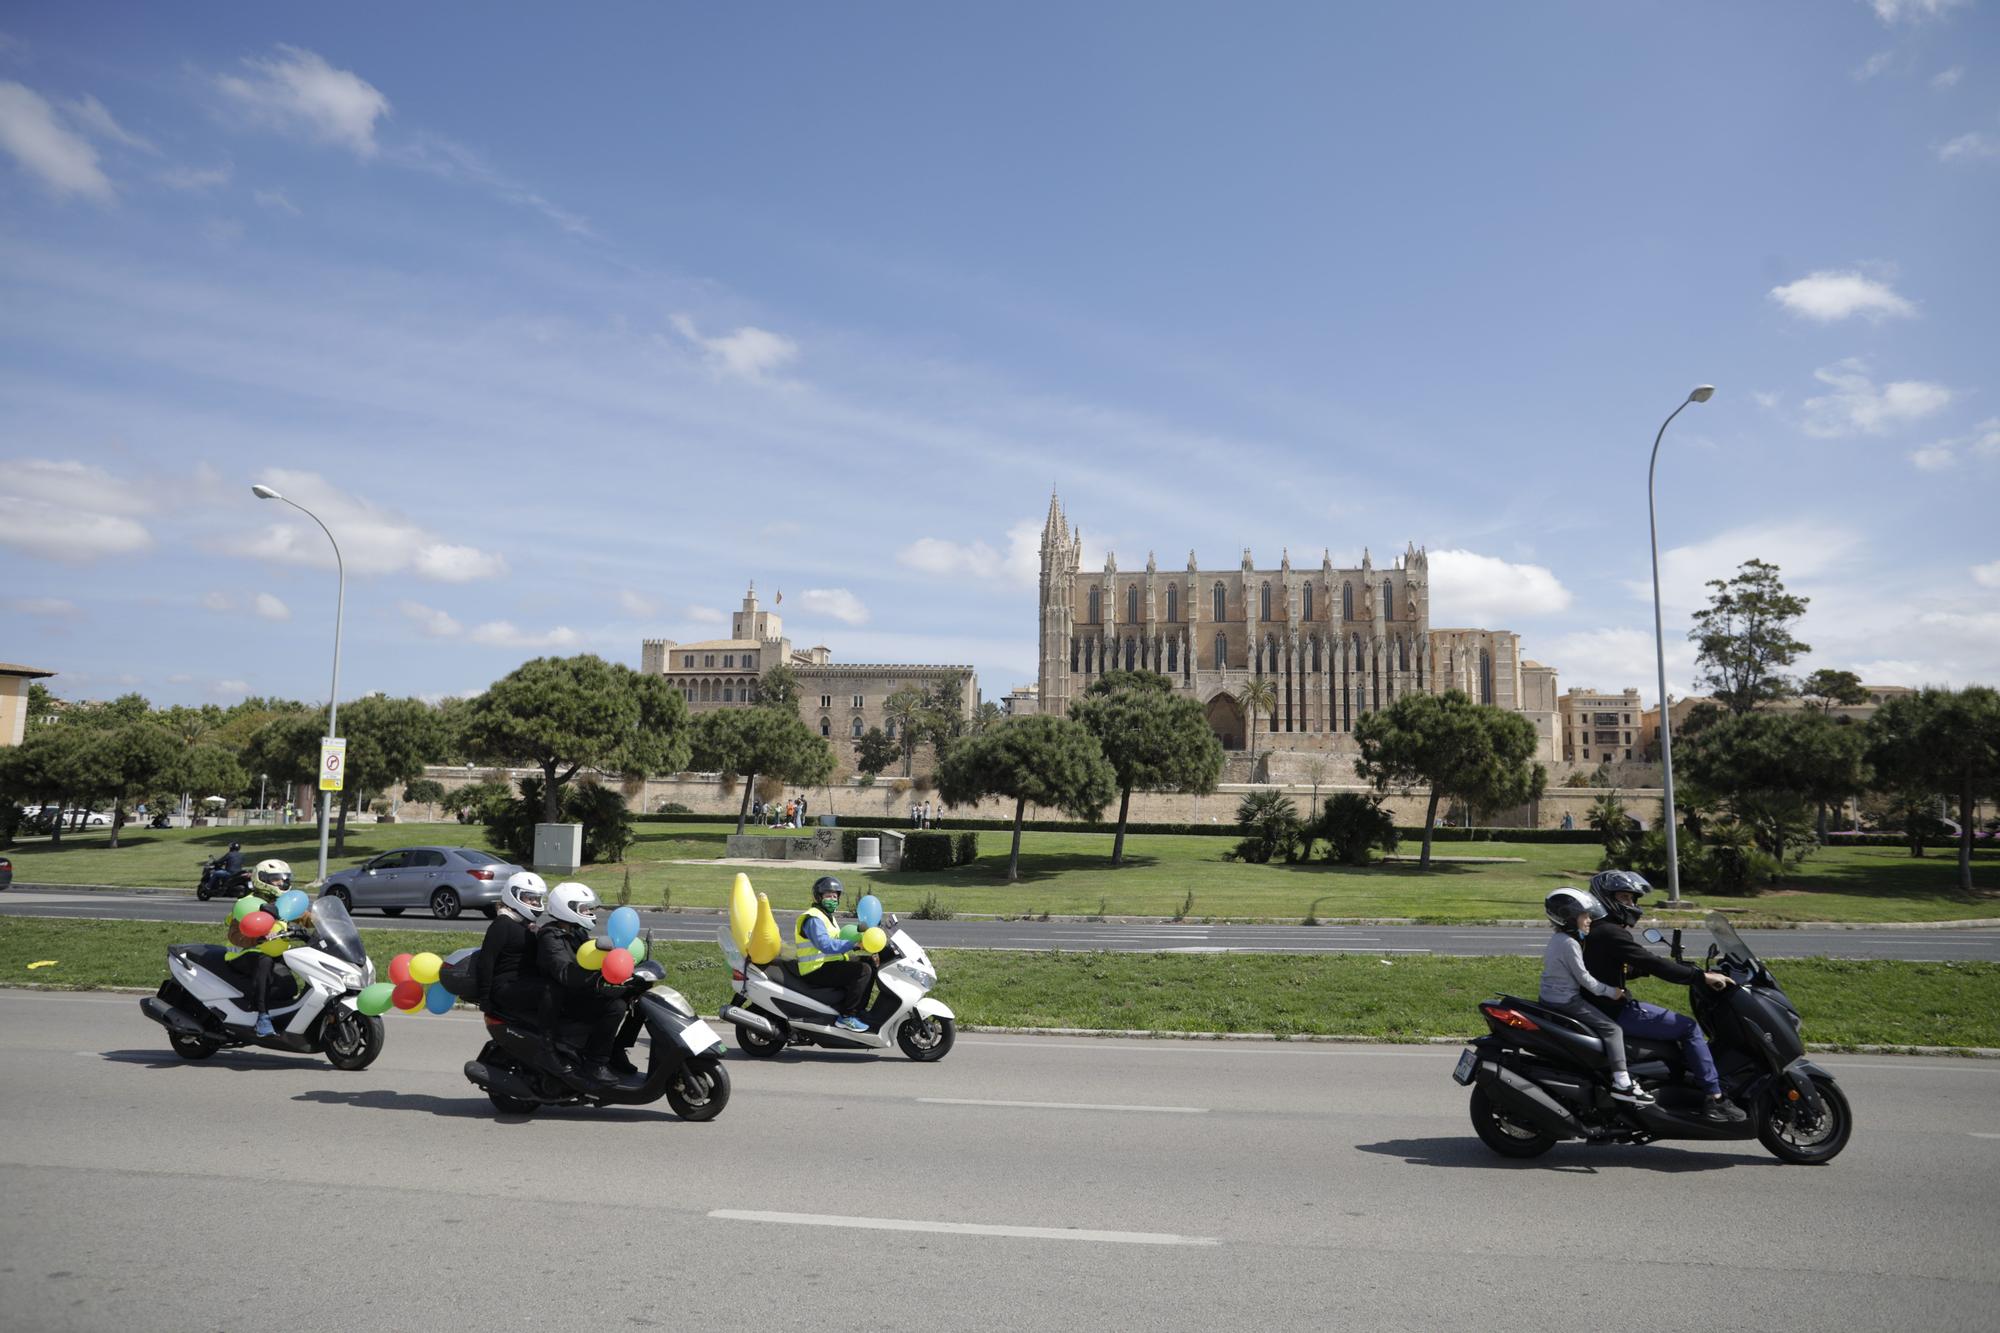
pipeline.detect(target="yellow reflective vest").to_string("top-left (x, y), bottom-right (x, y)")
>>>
top-left (792, 906), bottom-right (838, 975)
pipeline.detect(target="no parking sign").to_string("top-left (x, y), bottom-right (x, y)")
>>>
top-left (319, 738), bottom-right (347, 792)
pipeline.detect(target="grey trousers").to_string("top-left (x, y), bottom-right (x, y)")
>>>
top-left (1545, 995), bottom-right (1628, 1075)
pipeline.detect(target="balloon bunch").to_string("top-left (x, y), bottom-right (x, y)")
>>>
top-left (577, 906), bottom-right (646, 985)
top-left (231, 888), bottom-right (312, 942)
top-left (724, 874), bottom-right (887, 964)
top-left (355, 950), bottom-right (453, 1016)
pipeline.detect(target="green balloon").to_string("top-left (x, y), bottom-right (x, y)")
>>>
top-left (838, 925), bottom-right (861, 942)
top-left (356, 982), bottom-right (396, 1016)
top-left (626, 938), bottom-right (647, 965)
top-left (233, 894), bottom-right (263, 919)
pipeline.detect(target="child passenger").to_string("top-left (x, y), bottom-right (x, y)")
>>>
top-left (1540, 888), bottom-right (1652, 1105)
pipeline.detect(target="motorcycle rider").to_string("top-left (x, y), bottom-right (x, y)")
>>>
top-left (224, 858), bottom-right (301, 1037)
top-left (536, 882), bottom-right (633, 1084)
top-left (1583, 869), bottom-right (1747, 1124)
top-left (793, 876), bottom-right (873, 1032)
top-left (475, 870), bottom-right (548, 1018)
top-left (1540, 888), bottom-right (1650, 1106)
top-left (205, 840), bottom-right (244, 894)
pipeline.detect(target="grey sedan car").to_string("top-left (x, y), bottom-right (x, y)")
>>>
top-left (321, 846), bottom-right (524, 920)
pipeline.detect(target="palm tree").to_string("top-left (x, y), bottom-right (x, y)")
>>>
top-left (884, 688), bottom-right (925, 777)
top-left (1238, 678), bottom-right (1278, 764)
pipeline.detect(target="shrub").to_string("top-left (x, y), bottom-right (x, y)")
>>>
top-left (954, 831), bottom-right (979, 865)
top-left (901, 831), bottom-right (957, 872)
top-left (912, 892), bottom-right (955, 921)
top-left (656, 800), bottom-right (692, 814)
top-left (1313, 792), bottom-right (1400, 866)
top-left (484, 776), bottom-right (634, 865)
top-left (1233, 790), bottom-right (1302, 864)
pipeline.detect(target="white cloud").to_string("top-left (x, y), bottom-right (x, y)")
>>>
top-left (898, 519), bottom-right (1044, 587)
top-left (253, 592), bottom-right (290, 621)
top-left (4, 459), bottom-right (154, 516)
top-left (1869, 0), bottom-right (1968, 21)
top-left (201, 592), bottom-right (234, 613)
top-left (1904, 419), bottom-right (2000, 471)
top-left (388, 133), bottom-right (591, 236)
top-left (1769, 270), bottom-right (1915, 322)
top-left (687, 605), bottom-right (726, 626)
top-left (616, 588), bottom-right (661, 618)
top-left (1910, 444), bottom-right (1956, 471)
top-left (252, 186), bottom-right (300, 215)
top-left (1973, 419), bottom-right (2000, 459)
top-left (398, 600), bottom-right (462, 638)
top-left (1632, 519), bottom-right (1861, 613)
top-left (1799, 359), bottom-right (1953, 437)
top-left (670, 314), bottom-right (799, 380)
top-left (467, 620), bottom-right (580, 650)
top-left (0, 496), bottom-right (152, 562)
top-left (1937, 131), bottom-right (2000, 161)
top-left (797, 588), bottom-right (870, 626)
top-left (0, 80), bottom-right (113, 200)
top-left (1854, 50), bottom-right (1897, 80)
top-left (1972, 561), bottom-right (2000, 589)
top-left (1932, 66), bottom-right (1964, 89)
top-left (1426, 549), bottom-right (1572, 624)
top-left (209, 679), bottom-right (250, 698)
top-left (1753, 390), bottom-right (1782, 409)
top-left (1540, 627), bottom-right (1697, 708)
top-left (159, 163), bottom-right (232, 191)
top-left (230, 470), bottom-right (506, 581)
top-left (4, 596), bottom-right (79, 619)
top-left (61, 94), bottom-right (153, 153)
top-left (216, 45), bottom-right (390, 159)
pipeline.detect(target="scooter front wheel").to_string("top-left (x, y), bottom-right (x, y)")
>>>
top-left (1756, 1075), bottom-right (1852, 1165)
top-left (897, 1014), bottom-right (955, 1062)
top-left (323, 1012), bottom-right (386, 1071)
top-left (667, 1057), bottom-right (731, 1121)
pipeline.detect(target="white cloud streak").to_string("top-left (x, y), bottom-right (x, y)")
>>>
top-left (230, 470), bottom-right (506, 582)
top-left (1971, 560), bottom-right (2000, 589)
top-left (399, 600), bottom-right (462, 638)
top-left (898, 519), bottom-right (1043, 587)
top-left (0, 458), bottom-right (155, 562)
top-left (1427, 549), bottom-right (1572, 624)
top-left (61, 94), bottom-right (153, 153)
top-left (253, 592), bottom-right (290, 621)
top-left (670, 314), bottom-right (799, 380)
top-left (1937, 131), bottom-right (2000, 161)
top-left (1869, 0), bottom-right (1968, 22)
top-left (1769, 270), bottom-right (1915, 322)
top-left (216, 45), bottom-right (390, 159)
top-left (0, 80), bottom-right (113, 200)
top-left (1931, 66), bottom-right (1964, 89)
top-left (4, 596), bottom-right (80, 619)
top-left (1799, 359), bottom-right (1953, 437)
top-left (797, 588), bottom-right (870, 626)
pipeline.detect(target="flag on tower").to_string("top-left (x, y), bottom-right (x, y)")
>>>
top-left (775, 590), bottom-right (783, 605)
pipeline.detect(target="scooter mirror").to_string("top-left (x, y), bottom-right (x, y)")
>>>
top-left (1643, 928), bottom-right (1665, 944)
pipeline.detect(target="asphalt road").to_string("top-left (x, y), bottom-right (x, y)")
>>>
top-left (2, 990), bottom-right (1996, 1330)
top-left (6, 886), bottom-right (2000, 961)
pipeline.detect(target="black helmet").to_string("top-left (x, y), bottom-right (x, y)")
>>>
top-left (1589, 870), bottom-right (1651, 926)
top-left (810, 876), bottom-right (844, 910)
top-left (229, 841), bottom-right (241, 851)
top-left (1544, 887), bottom-right (1605, 932)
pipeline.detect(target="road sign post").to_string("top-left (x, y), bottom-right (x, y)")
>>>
top-left (318, 738), bottom-right (347, 792)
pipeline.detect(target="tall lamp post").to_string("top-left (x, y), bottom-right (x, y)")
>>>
top-left (1647, 385), bottom-right (1714, 906)
top-left (252, 483), bottom-right (345, 884)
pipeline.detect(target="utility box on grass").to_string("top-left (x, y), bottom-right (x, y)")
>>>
top-left (534, 822), bottom-right (583, 875)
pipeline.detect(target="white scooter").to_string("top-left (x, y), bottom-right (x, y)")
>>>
top-left (719, 912), bottom-right (955, 1061)
top-left (140, 895), bottom-right (385, 1070)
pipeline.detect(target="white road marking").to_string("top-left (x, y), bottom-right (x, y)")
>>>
top-left (1970, 1132), bottom-right (2000, 1139)
top-left (709, 1209), bottom-right (1219, 1246)
top-left (919, 1097), bottom-right (1208, 1114)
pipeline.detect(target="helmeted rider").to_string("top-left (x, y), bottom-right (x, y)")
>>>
top-left (1539, 888), bottom-right (1649, 1105)
top-left (1582, 870), bottom-right (1747, 1125)
top-left (475, 870), bottom-right (547, 1018)
top-left (535, 882), bottom-right (633, 1084)
top-left (793, 876), bottom-right (873, 1032)
top-left (221, 840), bottom-right (244, 879)
top-left (224, 857), bottom-right (303, 1037)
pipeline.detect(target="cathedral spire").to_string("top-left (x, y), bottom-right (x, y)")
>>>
top-left (1041, 487), bottom-right (1065, 547)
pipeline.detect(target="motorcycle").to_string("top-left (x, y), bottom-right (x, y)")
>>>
top-left (462, 955), bottom-right (733, 1120)
top-left (718, 912), bottom-right (956, 1061)
top-left (1453, 911), bottom-right (1852, 1165)
top-left (140, 894), bottom-right (385, 1070)
top-left (195, 858), bottom-right (248, 901)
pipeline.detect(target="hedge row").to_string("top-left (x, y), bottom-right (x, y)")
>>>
top-left (836, 828), bottom-right (979, 869)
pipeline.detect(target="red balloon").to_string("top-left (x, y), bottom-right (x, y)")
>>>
top-left (391, 979), bottom-right (424, 1011)
top-left (601, 948), bottom-right (635, 985)
top-left (240, 911), bottom-right (276, 938)
top-left (388, 953), bottom-right (413, 984)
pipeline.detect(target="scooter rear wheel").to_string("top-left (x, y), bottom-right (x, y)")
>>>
top-left (487, 1090), bottom-right (538, 1115)
top-left (667, 1057), bottom-right (731, 1121)
top-left (1469, 1086), bottom-right (1556, 1159)
top-left (169, 1030), bottom-right (221, 1060)
top-left (735, 1021), bottom-right (786, 1057)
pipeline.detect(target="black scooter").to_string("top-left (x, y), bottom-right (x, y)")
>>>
top-left (461, 959), bottom-right (732, 1121)
top-left (196, 858), bottom-right (249, 901)
top-left (1453, 912), bottom-right (1852, 1165)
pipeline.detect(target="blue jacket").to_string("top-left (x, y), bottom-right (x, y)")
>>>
top-left (801, 911), bottom-right (855, 958)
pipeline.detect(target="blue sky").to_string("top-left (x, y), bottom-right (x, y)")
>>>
top-left (2, 1), bottom-right (1996, 710)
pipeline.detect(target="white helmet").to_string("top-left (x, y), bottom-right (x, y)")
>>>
top-left (544, 881), bottom-right (600, 930)
top-left (1545, 887), bottom-right (1605, 931)
top-left (501, 870), bottom-right (548, 921)
top-left (253, 858), bottom-right (293, 895)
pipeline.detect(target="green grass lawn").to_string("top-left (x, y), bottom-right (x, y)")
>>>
top-left (5, 918), bottom-right (1994, 1049)
top-left (8, 821), bottom-right (1995, 925)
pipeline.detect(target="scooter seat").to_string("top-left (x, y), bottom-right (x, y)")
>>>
top-left (170, 944), bottom-right (233, 970)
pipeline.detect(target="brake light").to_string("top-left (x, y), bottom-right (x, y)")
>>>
top-left (731, 970), bottom-right (745, 982)
top-left (1480, 1003), bottom-right (1540, 1032)
top-left (468, 869), bottom-right (495, 880)
top-left (484, 1014), bottom-right (505, 1028)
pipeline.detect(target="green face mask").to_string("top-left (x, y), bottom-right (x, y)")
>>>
top-left (818, 896), bottom-right (841, 915)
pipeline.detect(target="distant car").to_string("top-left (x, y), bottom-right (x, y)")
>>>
top-left (320, 846), bottom-right (523, 920)
top-left (0, 855), bottom-right (11, 890)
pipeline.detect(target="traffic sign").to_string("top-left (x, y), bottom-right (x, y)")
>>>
top-left (319, 737), bottom-right (347, 792)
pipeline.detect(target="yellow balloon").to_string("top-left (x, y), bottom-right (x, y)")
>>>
top-left (749, 892), bottom-right (783, 966)
top-left (861, 927), bottom-right (887, 954)
top-left (729, 872), bottom-right (756, 953)
top-left (577, 940), bottom-right (606, 971)
top-left (410, 952), bottom-right (443, 985)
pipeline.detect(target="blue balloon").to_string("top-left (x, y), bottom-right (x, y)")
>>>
top-left (424, 981), bottom-right (455, 1015)
top-left (856, 895), bottom-right (882, 928)
top-left (274, 889), bottom-right (309, 922)
top-left (606, 906), bottom-right (641, 950)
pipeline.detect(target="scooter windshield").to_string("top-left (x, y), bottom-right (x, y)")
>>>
top-left (306, 895), bottom-right (367, 968)
top-left (1705, 912), bottom-right (1757, 968)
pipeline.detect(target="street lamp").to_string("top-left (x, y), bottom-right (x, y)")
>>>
top-left (252, 483), bottom-right (345, 883)
top-left (1647, 385), bottom-right (1715, 906)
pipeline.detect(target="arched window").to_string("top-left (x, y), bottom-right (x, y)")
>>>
top-left (1213, 633), bottom-right (1228, 670)
top-left (1260, 582), bottom-right (1271, 621)
top-left (1312, 637), bottom-right (1322, 671)
top-left (850, 716), bottom-right (863, 738)
top-left (1167, 638), bottom-right (1178, 672)
top-left (1083, 638), bottom-right (1094, 673)
top-left (1087, 586), bottom-right (1101, 623)
top-left (1382, 580), bottom-right (1394, 621)
top-left (1399, 638), bottom-right (1409, 672)
top-left (820, 716), bottom-right (831, 737)
top-left (1342, 582), bottom-right (1354, 620)
top-left (1303, 584), bottom-right (1314, 621)
top-left (1070, 637), bottom-right (1079, 672)
top-left (722, 685), bottom-right (734, 702)
top-left (1212, 581), bottom-right (1227, 622)
top-left (885, 719), bottom-right (897, 740)
top-left (1266, 635), bottom-right (1277, 673)
top-left (1166, 584), bottom-right (1178, 623)
top-left (1126, 584), bottom-right (1139, 624)
top-left (699, 679), bottom-right (711, 701)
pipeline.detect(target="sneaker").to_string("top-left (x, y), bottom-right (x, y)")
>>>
top-left (1702, 1097), bottom-right (1748, 1124)
top-left (1609, 1082), bottom-right (1655, 1106)
top-left (253, 1014), bottom-right (275, 1037)
top-left (835, 1015), bottom-right (869, 1032)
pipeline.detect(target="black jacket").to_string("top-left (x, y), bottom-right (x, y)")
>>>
top-left (536, 924), bottom-right (600, 992)
top-left (474, 911), bottom-right (538, 1003)
top-left (1581, 920), bottom-right (1702, 1013)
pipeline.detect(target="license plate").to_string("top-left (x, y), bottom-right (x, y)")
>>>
top-left (678, 1019), bottom-right (722, 1053)
top-left (1452, 1048), bottom-right (1479, 1086)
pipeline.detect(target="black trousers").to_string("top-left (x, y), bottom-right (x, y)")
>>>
top-left (228, 952), bottom-right (276, 1012)
top-left (808, 960), bottom-right (874, 1016)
